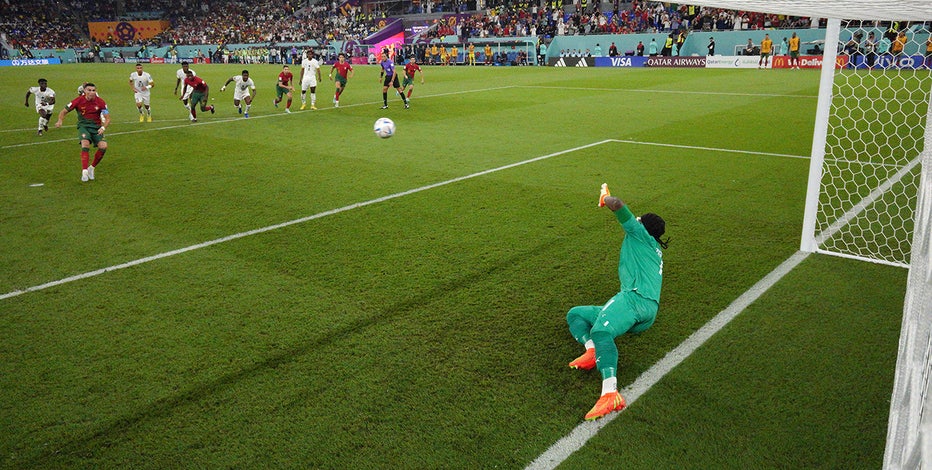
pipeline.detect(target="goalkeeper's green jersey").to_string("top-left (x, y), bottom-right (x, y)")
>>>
top-left (615, 206), bottom-right (663, 302)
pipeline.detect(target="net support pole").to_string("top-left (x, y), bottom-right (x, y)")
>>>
top-left (800, 18), bottom-right (841, 253)
top-left (884, 84), bottom-right (932, 470)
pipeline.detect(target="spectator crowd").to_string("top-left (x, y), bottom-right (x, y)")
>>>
top-left (1, 0), bottom-right (821, 58)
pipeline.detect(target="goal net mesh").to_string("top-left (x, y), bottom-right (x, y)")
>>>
top-left (686, 3), bottom-right (931, 467)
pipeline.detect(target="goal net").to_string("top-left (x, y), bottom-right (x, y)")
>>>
top-left (696, 2), bottom-right (931, 468)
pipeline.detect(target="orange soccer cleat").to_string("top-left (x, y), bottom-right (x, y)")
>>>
top-left (584, 391), bottom-right (626, 420)
top-left (568, 348), bottom-right (596, 370)
top-left (598, 183), bottom-right (611, 207)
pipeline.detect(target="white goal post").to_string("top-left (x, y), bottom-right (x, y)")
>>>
top-left (694, 1), bottom-right (931, 468)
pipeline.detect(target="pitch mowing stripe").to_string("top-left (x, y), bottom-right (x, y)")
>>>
top-left (519, 85), bottom-right (818, 99)
top-left (525, 251), bottom-right (811, 470)
top-left (0, 139), bottom-right (612, 301)
top-left (1, 85), bottom-right (518, 150)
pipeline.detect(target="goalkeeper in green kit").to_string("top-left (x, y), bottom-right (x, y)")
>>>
top-left (566, 184), bottom-right (668, 420)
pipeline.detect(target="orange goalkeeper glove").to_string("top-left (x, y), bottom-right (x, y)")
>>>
top-left (598, 183), bottom-right (611, 207)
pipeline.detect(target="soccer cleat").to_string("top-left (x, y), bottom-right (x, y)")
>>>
top-left (274, 99), bottom-right (278, 108)
top-left (310, 105), bottom-right (317, 110)
top-left (37, 130), bottom-right (43, 136)
top-left (568, 348), bottom-right (596, 370)
top-left (88, 166), bottom-right (95, 181)
top-left (209, 106), bottom-right (215, 114)
top-left (81, 169), bottom-right (89, 182)
top-left (334, 101), bottom-right (339, 108)
top-left (300, 103), bottom-right (307, 110)
top-left (192, 118), bottom-right (197, 122)
top-left (43, 124), bottom-right (48, 131)
top-left (285, 108), bottom-right (291, 114)
top-left (584, 392), bottom-right (626, 420)
top-left (238, 106), bottom-right (242, 114)
top-left (404, 103), bottom-right (410, 109)
top-left (381, 105), bottom-right (389, 109)
top-left (244, 113), bottom-right (249, 118)
top-left (139, 114), bottom-right (145, 122)
top-left (598, 183), bottom-right (611, 207)
top-left (147, 115), bottom-right (152, 122)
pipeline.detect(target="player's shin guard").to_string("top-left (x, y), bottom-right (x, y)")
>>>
top-left (591, 330), bottom-right (618, 380)
top-left (92, 149), bottom-right (105, 167)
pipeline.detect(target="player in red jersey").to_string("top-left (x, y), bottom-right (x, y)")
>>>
top-left (180, 70), bottom-right (215, 122)
top-left (328, 53), bottom-right (354, 108)
top-left (401, 56), bottom-right (425, 101)
top-left (54, 82), bottom-right (111, 182)
top-left (274, 65), bottom-right (294, 113)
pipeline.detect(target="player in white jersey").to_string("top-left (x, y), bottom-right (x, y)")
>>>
top-left (173, 61), bottom-right (196, 112)
top-left (129, 64), bottom-right (155, 122)
top-left (299, 50), bottom-right (322, 110)
top-left (220, 70), bottom-right (257, 118)
top-left (24, 78), bottom-right (56, 136)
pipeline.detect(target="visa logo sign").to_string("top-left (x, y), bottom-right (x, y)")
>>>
top-left (594, 56), bottom-right (647, 67)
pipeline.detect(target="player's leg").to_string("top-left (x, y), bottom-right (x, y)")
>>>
top-left (301, 84), bottom-right (308, 109)
top-left (285, 90), bottom-right (292, 112)
top-left (243, 95), bottom-right (252, 116)
top-left (78, 135), bottom-right (92, 181)
top-left (309, 85), bottom-right (317, 109)
top-left (144, 95), bottom-right (152, 121)
top-left (89, 138), bottom-right (107, 180)
top-left (136, 94), bottom-right (145, 121)
top-left (584, 291), bottom-right (640, 420)
top-left (566, 305), bottom-right (601, 369)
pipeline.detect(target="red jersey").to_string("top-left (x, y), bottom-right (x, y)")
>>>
top-left (332, 61), bottom-right (353, 79)
top-left (66, 95), bottom-right (108, 126)
top-left (183, 76), bottom-right (208, 93)
top-left (404, 62), bottom-right (422, 77)
top-left (278, 71), bottom-right (293, 86)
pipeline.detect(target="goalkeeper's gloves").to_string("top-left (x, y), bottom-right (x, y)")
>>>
top-left (598, 183), bottom-right (611, 208)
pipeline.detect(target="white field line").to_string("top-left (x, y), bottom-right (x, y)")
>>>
top-left (1, 85), bottom-right (518, 150)
top-left (0, 139), bottom-right (611, 301)
top-left (518, 85), bottom-right (818, 99)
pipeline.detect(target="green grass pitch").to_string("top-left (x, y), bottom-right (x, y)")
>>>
top-left (0, 63), bottom-right (911, 468)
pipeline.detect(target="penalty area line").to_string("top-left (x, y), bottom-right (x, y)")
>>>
top-left (0, 138), bottom-right (612, 302)
top-left (526, 251), bottom-right (811, 470)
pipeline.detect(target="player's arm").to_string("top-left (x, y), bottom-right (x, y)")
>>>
top-left (316, 68), bottom-right (322, 82)
top-left (299, 67), bottom-right (305, 83)
top-left (221, 76), bottom-right (234, 91)
top-left (418, 67), bottom-right (424, 84)
top-left (180, 82), bottom-right (188, 99)
top-left (148, 77), bottom-right (154, 89)
top-left (98, 108), bottom-right (110, 134)
top-left (54, 103), bottom-right (72, 128)
top-left (174, 77), bottom-right (181, 95)
top-left (250, 85), bottom-right (257, 98)
top-left (129, 78), bottom-right (137, 92)
top-left (328, 66), bottom-right (335, 80)
top-left (348, 67), bottom-right (354, 79)
top-left (47, 95), bottom-right (55, 105)
top-left (24, 89), bottom-right (31, 107)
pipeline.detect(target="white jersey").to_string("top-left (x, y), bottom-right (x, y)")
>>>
top-left (130, 71), bottom-right (154, 92)
top-left (232, 75), bottom-right (256, 100)
top-left (177, 68), bottom-right (195, 99)
top-left (29, 86), bottom-right (56, 111)
top-left (301, 57), bottom-right (321, 88)
top-left (176, 68), bottom-right (196, 80)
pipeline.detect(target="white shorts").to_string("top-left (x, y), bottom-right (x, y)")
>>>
top-left (36, 104), bottom-right (54, 114)
top-left (302, 77), bottom-right (318, 90)
top-left (134, 90), bottom-right (151, 105)
top-left (233, 89), bottom-right (252, 101)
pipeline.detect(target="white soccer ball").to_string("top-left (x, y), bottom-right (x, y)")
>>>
top-left (374, 117), bottom-right (395, 138)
